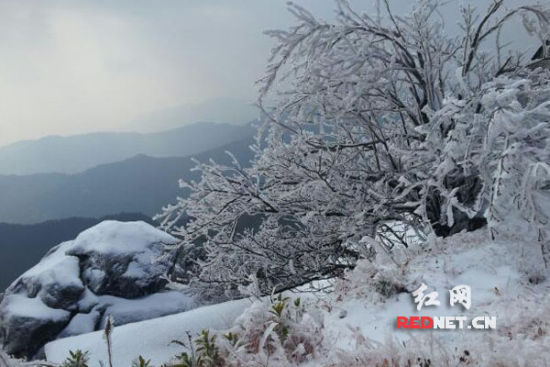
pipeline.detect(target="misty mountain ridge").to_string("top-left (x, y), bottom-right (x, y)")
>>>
top-left (128, 97), bottom-right (259, 132)
top-left (0, 135), bottom-right (254, 224)
top-left (0, 121), bottom-right (254, 175)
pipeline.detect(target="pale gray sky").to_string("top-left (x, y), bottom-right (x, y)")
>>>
top-left (0, 0), bottom-right (541, 147)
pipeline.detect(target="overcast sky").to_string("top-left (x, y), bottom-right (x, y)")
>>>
top-left (0, 0), bottom-right (541, 147)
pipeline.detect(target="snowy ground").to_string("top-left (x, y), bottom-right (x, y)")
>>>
top-left (45, 298), bottom-right (252, 366)
top-left (45, 229), bottom-right (550, 366)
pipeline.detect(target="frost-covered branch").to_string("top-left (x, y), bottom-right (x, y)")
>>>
top-left (159, 0), bottom-right (550, 300)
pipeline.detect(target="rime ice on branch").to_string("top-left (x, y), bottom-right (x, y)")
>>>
top-left (157, 0), bottom-right (550, 300)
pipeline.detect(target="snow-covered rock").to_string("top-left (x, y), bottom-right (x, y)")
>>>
top-left (66, 221), bottom-right (176, 298)
top-left (0, 221), bottom-right (196, 359)
top-left (45, 299), bottom-right (251, 366)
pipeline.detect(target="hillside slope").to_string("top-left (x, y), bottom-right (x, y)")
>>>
top-left (0, 122), bottom-right (253, 175)
top-left (45, 229), bottom-right (550, 366)
top-left (0, 136), bottom-right (253, 224)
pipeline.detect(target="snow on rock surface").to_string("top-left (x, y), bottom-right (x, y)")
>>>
top-left (0, 221), bottom-right (195, 359)
top-left (66, 221), bottom-right (177, 297)
top-left (45, 229), bottom-right (550, 366)
top-left (45, 299), bottom-right (251, 366)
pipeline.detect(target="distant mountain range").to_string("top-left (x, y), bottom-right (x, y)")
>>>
top-left (0, 122), bottom-right (254, 175)
top-left (0, 121), bottom-right (255, 288)
top-left (0, 212), bottom-right (153, 292)
top-left (129, 97), bottom-right (258, 132)
top-left (0, 135), bottom-right (254, 224)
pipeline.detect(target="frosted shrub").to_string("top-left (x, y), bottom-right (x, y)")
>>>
top-left (327, 317), bottom-right (550, 367)
top-left (159, 296), bottom-right (324, 367)
top-left (132, 356), bottom-right (152, 367)
top-left (428, 70), bottom-right (550, 266)
top-left (61, 350), bottom-right (88, 367)
top-left (210, 296), bottom-right (324, 367)
top-left (158, 0), bottom-right (550, 299)
top-left (166, 330), bottom-right (222, 367)
top-left (335, 260), bottom-right (406, 303)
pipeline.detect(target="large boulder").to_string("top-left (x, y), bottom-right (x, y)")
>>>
top-left (65, 221), bottom-right (175, 298)
top-left (0, 221), bottom-right (195, 359)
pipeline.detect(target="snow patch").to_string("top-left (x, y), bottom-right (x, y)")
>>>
top-left (45, 299), bottom-right (251, 366)
top-left (3, 295), bottom-right (70, 322)
top-left (69, 220), bottom-right (177, 256)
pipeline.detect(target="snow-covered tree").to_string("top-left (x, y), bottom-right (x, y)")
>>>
top-left (158, 0), bottom-right (550, 300)
top-left (431, 69), bottom-right (550, 264)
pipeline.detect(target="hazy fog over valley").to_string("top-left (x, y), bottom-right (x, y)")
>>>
top-left (0, 0), bottom-right (538, 146)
